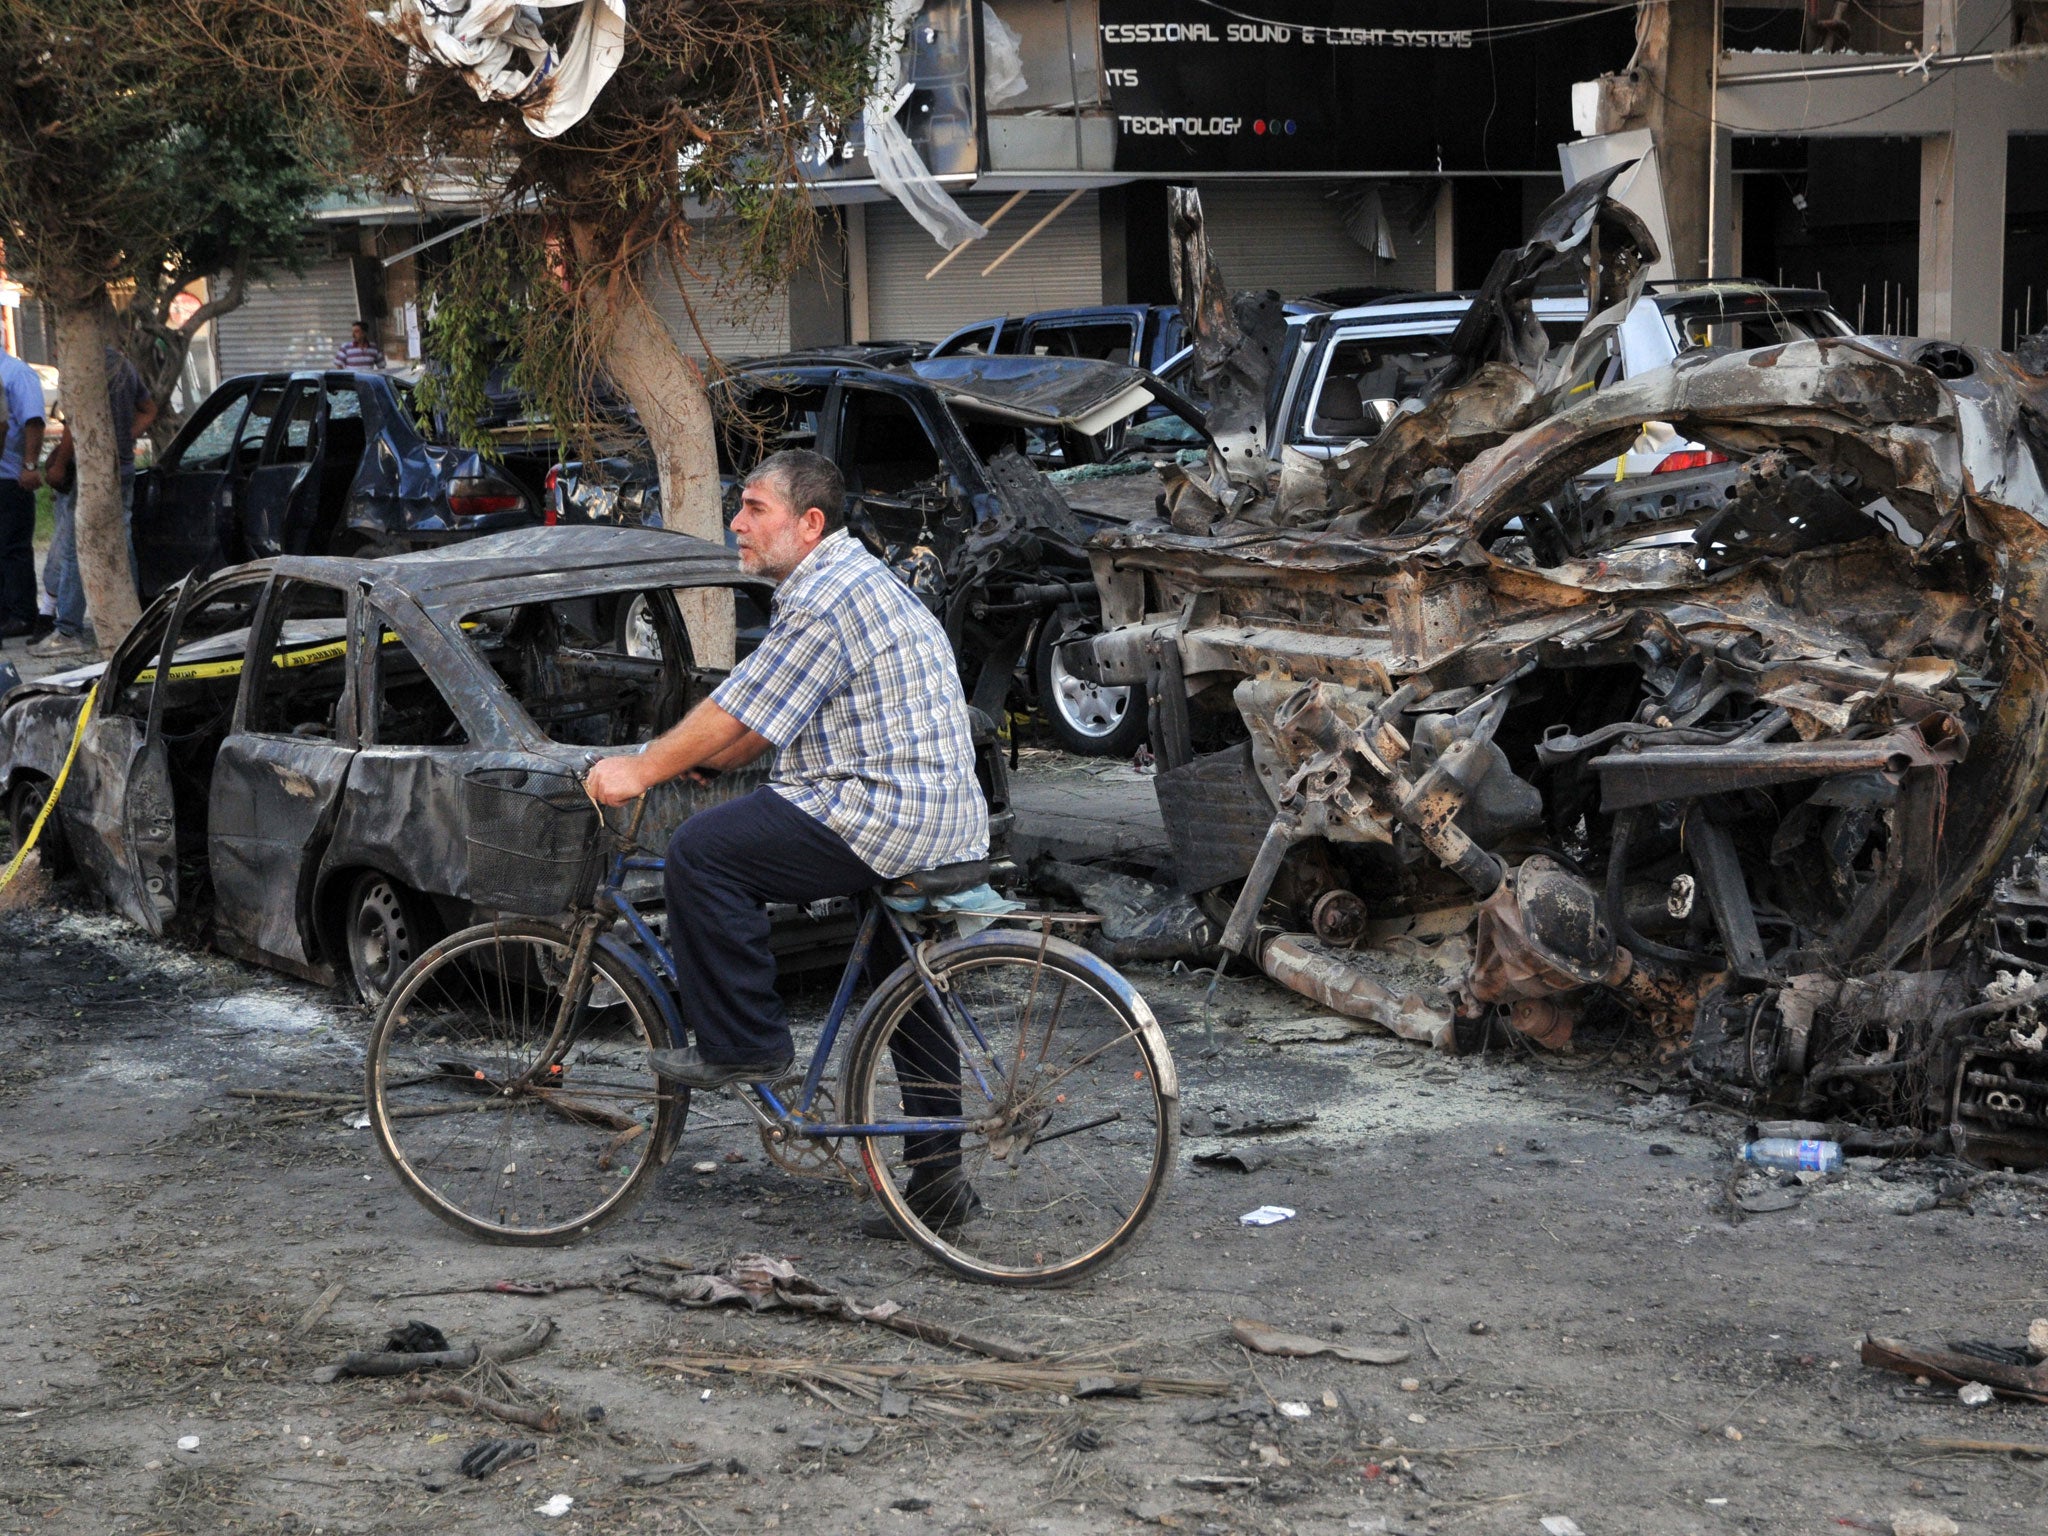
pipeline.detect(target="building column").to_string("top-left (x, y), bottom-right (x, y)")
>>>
top-left (1434, 183), bottom-right (1455, 291)
top-left (844, 203), bottom-right (870, 343)
top-left (1920, 125), bottom-right (2008, 345)
top-left (1709, 126), bottom-right (1738, 278)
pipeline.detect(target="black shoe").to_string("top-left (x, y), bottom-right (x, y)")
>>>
top-left (861, 1169), bottom-right (982, 1239)
top-left (28, 614), bottom-right (53, 640)
top-left (0, 619), bottom-right (32, 641)
top-left (646, 1044), bottom-right (793, 1089)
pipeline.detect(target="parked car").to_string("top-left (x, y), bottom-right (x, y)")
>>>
top-left (1265, 281), bottom-right (1852, 509)
top-left (0, 527), bottom-right (1013, 1001)
top-left (929, 304), bottom-right (1187, 377)
top-left (132, 370), bottom-right (555, 600)
top-left (550, 352), bottom-right (1211, 756)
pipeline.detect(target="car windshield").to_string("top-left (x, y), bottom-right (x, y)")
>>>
top-left (1663, 298), bottom-right (1850, 352)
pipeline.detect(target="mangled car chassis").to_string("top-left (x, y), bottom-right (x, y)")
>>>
top-left (1075, 334), bottom-right (2048, 1166)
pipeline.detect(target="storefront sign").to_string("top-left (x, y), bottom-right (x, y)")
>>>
top-left (1099, 1), bottom-right (1632, 174)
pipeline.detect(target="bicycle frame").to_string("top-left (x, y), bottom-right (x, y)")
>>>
top-left (587, 840), bottom-right (995, 1142)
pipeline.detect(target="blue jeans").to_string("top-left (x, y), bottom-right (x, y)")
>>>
top-left (45, 465), bottom-right (135, 639)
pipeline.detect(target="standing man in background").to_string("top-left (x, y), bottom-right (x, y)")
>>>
top-left (0, 338), bottom-right (48, 641)
top-left (334, 321), bottom-right (384, 371)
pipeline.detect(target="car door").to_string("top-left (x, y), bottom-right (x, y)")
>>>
top-left (240, 380), bottom-right (327, 559)
top-left (207, 575), bottom-right (358, 970)
top-left (63, 585), bottom-right (190, 933)
top-left (132, 378), bottom-right (260, 597)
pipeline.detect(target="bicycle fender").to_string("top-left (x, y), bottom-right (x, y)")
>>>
top-left (879, 926), bottom-right (1180, 1107)
top-left (596, 932), bottom-right (686, 1047)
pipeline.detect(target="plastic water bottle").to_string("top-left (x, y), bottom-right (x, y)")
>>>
top-left (1740, 1138), bottom-right (1842, 1173)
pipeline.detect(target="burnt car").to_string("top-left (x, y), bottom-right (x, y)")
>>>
top-left (0, 527), bottom-right (1012, 1001)
top-left (133, 370), bottom-right (552, 600)
top-left (550, 352), bottom-right (1211, 756)
top-left (1071, 330), bottom-right (2048, 1165)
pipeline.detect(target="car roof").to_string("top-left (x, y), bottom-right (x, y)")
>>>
top-left (1318, 293), bottom-right (1589, 327)
top-left (264, 526), bottom-right (762, 601)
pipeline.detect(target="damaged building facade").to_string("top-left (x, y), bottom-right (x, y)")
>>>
top-left (1070, 175), bottom-right (2048, 1168)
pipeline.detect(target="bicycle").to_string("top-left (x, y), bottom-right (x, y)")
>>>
top-left (364, 767), bottom-right (1179, 1287)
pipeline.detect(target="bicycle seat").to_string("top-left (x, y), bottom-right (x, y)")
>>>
top-left (883, 860), bottom-right (990, 901)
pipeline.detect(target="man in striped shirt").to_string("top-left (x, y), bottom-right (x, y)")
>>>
top-left (586, 448), bottom-right (989, 1231)
top-left (333, 322), bottom-right (384, 371)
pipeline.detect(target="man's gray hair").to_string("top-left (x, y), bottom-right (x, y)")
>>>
top-left (745, 448), bottom-right (847, 535)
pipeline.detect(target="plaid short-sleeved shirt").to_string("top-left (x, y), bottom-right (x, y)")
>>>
top-left (710, 530), bottom-right (988, 878)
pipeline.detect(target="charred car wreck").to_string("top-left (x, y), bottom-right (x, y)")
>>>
top-left (0, 528), bottom-right (1012, 1002)
top-left (1071, 182), bottom-right (2048, 1167)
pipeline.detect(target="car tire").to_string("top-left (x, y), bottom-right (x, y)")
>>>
top-left (343, 871), bottom-right (433, 1007)
top-left (612, 591), bottom-right (664, 659)
top-left (7, 774), bottom-right (71, 878)
top-left (1033, 608), bottom-right (1148, 759)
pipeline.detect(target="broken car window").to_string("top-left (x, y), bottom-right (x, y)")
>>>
top-left (714, 381), bottom-right (827, 476)
top-left (838, 387), bottom-right (945, 499)
top-left (1665, 300), bottom-right (1851, 353)
top-left (245, 579), bottom-right (351, 740)
top-left (371, 611), bottom-right (469, 747)
top-left (232, 380), bottom-right (289, 472)
top-left (459, 590), bottom-right (694, 747)
top-left (1026, 321), bottom-right (1138, 366)
top-left (164, 378), bottom-right (258, 475)
top-left (269, 382), bottom-right (322, 466)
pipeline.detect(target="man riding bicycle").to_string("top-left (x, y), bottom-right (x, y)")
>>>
top-left (585, 448), bottom-right (989, 1235)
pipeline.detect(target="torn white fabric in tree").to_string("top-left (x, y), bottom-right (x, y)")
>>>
top-left (371, 0), bottom-right (626, 139)
top-left (865, 0), bottom-right (985, 249)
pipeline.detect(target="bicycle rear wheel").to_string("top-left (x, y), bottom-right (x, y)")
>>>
top-left (366, 919), bottom-right (684, 1244)
top-left (844, 930), bottom-right (1177, 1286)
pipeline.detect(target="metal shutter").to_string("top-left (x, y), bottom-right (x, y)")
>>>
top-left (1196, 183), bottom-right (1437, 300)
top-left (865, 191), bottom-right (1102, 342)
top-left (646, 256), bottom-right (791, 364)
top-left (213, 260), bottom-right (362, 377)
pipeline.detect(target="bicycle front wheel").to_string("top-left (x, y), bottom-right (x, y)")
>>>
top-left (366, 919), bottom-right (684, 1245)
top-left (845, 931), bottom-right (1177, 1286)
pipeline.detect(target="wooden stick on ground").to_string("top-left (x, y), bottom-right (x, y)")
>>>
top-left (397, 1382), bottom-right (559, 1433)
top-left (313, 1317), bottom-right (557, 1383)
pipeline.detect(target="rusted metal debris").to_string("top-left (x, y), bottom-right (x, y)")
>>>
top-left (1072, 176), bottom-right (2048, 1164)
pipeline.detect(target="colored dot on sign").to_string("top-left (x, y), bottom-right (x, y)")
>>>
top-left (1285, 119), bottom-right (1298, 134)
top-left (473, 1070), bottom-right (486, 1079)
top-left (1253, 119), bottom-right (1267, 135)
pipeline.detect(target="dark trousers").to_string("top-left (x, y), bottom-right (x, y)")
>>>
top-left (0, 481), bottom-right (35, 627)
top-left (664, 787), bottom-right (959, 1173)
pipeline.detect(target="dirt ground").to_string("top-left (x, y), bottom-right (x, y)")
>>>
top-left (5, 823), bottom-right (2048, 1535)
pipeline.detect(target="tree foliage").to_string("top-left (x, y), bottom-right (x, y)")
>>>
top-left (0, 1), bottom-right (335, 642)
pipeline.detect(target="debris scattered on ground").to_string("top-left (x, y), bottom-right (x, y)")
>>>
top-left (1959, 1381), bottom-right (1995, 1407)
top-left (1174, 1474), bottom-right (1257, 1492)
top-left (312, 1316), bottom-right (556, 1382)
top-left (1192, 1147), bottom-right (1270, 1173)
top-left (619, 1253), bottom-right (1036, 1362)
top-left (653, 1352), bottom-right (1231, 1404)
top-left (614, 1458), bottom-right (737, 1482)
top-left (1033, 860), bottom-right (1215, 962)
top-left (398, 1382), bottom-right (562, 1433)
top-left (1231, 1318), bottom-right (1412, 1365)
top-left (534, 1493), bottom-right (574, 1517)
top-left (1540, 1518), bottom-right (1587, 1536)
top-left (459, 1438), bottom-right (537, 1479)
top-left (1239, 1205), bottom-right (1296, 1226)
top-left (1861, 1334), bottom-right (2048, 1403)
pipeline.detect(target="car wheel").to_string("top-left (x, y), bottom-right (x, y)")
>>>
top-left (1033, 609), bottom-right (1148, 758)
top-left (613, 591), bottom-right (663, 659)
top-left (7, 775), bottom-right (71, 878)
top-left (345, 871), bottom-right (431, 1006)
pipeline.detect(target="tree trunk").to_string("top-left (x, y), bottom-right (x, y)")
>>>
top-left (52, 297), bottom-right (141, 652)
top-left (598, 263), bottom-right (734, 667)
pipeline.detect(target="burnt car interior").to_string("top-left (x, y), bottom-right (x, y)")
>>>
top-left (460, 590), bottom-right (704, 747)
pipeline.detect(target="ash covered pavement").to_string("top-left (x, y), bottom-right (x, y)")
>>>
top-left (2, 754), bottom-right (2045, 1536)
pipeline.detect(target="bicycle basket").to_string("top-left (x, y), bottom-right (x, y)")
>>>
top-left (463, 767), bottom-right (605, 914)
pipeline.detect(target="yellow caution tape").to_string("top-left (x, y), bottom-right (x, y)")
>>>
top-left (0, 682), bottom-right (97, 891)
